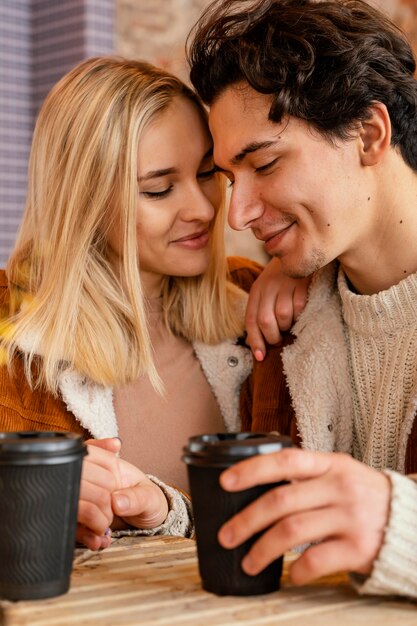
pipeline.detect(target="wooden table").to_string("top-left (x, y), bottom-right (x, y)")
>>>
top-left (1, 536), bottom-right (416, 625)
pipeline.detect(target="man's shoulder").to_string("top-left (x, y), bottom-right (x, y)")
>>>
top-left (227, 256), bottom-right (264, 293)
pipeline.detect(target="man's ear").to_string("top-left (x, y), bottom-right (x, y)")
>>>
top-left (359, 102), bottom-right (391, 166)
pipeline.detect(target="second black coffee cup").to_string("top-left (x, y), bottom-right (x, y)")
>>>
top-left (183, 432), bottom-right (293, 596)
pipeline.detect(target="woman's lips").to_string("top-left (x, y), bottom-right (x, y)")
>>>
top-left (170, 229), bottom-right (210, 249)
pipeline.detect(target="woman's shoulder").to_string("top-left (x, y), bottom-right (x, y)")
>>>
top-left (227, 256), bottom-right (264, 293)
top-left (0, 269), bottom-right (8, 293)
top-left (0, 269), bottom-right (10, 314)
top-left (0, 356), bottom-right (87, 436)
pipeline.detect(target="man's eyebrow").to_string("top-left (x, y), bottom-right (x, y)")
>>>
top-left (231, 140), bottom-right (278, 165)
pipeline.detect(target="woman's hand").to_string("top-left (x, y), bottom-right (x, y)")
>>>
top-left (218, 448), bottom-right (391, 584)
top-left (111, 458), bottom-right (169, 530)
top-left (77, 438), bottom-right (122, 550)
top-left (76, 438), bottom-right (168, 550)
top-left (246, 258), bottom-right (311, 361)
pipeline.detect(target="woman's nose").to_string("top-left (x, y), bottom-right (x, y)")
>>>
top-left (181, 184), bottom-right (217, 222)
top-left (227, 182), bottom-right (264, 231)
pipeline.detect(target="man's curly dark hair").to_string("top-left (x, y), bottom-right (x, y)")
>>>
top-left (187, 0), bottom-right (417, 170)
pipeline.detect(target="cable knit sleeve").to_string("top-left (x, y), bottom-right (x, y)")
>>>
top-left (351, 470), bottom-right (417, 598)
top-left (111, 475), bottom-right (194, 540)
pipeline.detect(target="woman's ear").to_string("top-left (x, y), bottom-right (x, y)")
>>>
top-left (359, 102), bottom-right (391, 166)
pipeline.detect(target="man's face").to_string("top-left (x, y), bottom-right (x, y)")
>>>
top-left (209, 84), bottom-right (370, 278)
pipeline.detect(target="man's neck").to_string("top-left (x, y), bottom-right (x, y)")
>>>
top-left (339, 161), bottom-right (417, 295)
top-left (341, 238), bottom-right (417, 296)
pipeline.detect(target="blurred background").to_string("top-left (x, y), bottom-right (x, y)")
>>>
top-left (0, 0), bottom-right (416, 266)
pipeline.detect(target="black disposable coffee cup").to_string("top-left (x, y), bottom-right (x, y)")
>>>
top-left (183, 432), bottom-right (293, 596)
top-left (0, 431), bottom-right (86, 601)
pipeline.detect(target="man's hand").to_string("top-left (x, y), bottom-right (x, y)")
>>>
top-left (218, 448), bottom-right (391, 584)
top-left (246, 258), bottom-right (311, 361)
top-left (77, 438), bottom-right (168, 551)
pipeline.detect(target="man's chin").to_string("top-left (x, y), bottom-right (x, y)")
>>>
top-left (275, 253), bottom-right (326, 279)
top-left (285, 269), bottom-right (313, 279)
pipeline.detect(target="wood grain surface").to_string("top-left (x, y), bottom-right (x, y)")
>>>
top-left (1, 536), bottom-right (416, 626)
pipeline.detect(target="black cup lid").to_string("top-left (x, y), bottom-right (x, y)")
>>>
top-left (183, 432), bottom-right (292, 464)
top-left (0, 431), bottom-right (86, 462)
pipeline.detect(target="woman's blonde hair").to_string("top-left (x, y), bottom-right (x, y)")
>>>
top-left (4, 57), bottom-right (244, 394)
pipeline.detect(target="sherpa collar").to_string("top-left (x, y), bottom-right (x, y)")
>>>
top-left (282, 262), bottom-right (354, 454)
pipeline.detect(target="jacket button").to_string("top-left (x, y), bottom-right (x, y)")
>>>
top-left (227, 356), bottom-right (239, 367)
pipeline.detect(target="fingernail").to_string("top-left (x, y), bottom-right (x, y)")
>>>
top-left (100, 535), bottom-right (111, 550)
top-left (113, 493), bottom-right (129, 513)
top-left (104, 527), bottom-right (112, 537)
top-left (242, 555), bottom-right (257, 575)
top-left (115, 437), bottom-right (123, 445)
top-left (221, 470), bottom-right (237, 489)
top-left (254, 349), bottom-right (264, 362)
top-left (219, 526), bottom-right (234, 547)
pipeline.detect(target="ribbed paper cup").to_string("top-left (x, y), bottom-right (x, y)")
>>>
top-left (0, 431), bottom-right (86, 601)
top-left (183, 432), bottom-right (292, 596)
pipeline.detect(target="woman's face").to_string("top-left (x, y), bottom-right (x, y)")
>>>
top-left (132, 96), bottom-right (221, 296)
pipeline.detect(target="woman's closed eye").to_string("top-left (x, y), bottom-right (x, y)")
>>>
top-left (140, 185), bottom-right (173, 199)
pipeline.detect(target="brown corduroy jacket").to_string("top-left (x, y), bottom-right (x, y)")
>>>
top-left (0, 257), bottom-right (281, 441)
top-left (0, 270), bottom-right (89, 437)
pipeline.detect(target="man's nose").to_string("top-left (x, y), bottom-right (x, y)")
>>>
top-left (227, 182), bottom-right (264, 231)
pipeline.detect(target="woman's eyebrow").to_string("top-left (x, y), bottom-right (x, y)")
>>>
top-left (138, 148), bottom-right (214, 181)
top-left (137, 167), bottom-right (178, 182)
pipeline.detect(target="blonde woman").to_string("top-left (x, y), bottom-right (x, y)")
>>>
top-left (0, 57), bottom-right (302, 550)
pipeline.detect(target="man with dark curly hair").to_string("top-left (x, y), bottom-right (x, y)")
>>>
top-left (188, 0), bottom-right (417, 598)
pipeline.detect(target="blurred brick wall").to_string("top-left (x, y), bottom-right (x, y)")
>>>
top-left (375, 0), bottom-right (417, 53)
top-left (116, 0), bottom-right (210, 80)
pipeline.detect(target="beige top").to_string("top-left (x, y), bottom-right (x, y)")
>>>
top-left (114, 297), bottom-right (224, 492)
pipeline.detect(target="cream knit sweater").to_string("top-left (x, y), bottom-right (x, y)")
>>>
top-left (338, 270), bottom-right (417, 472)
